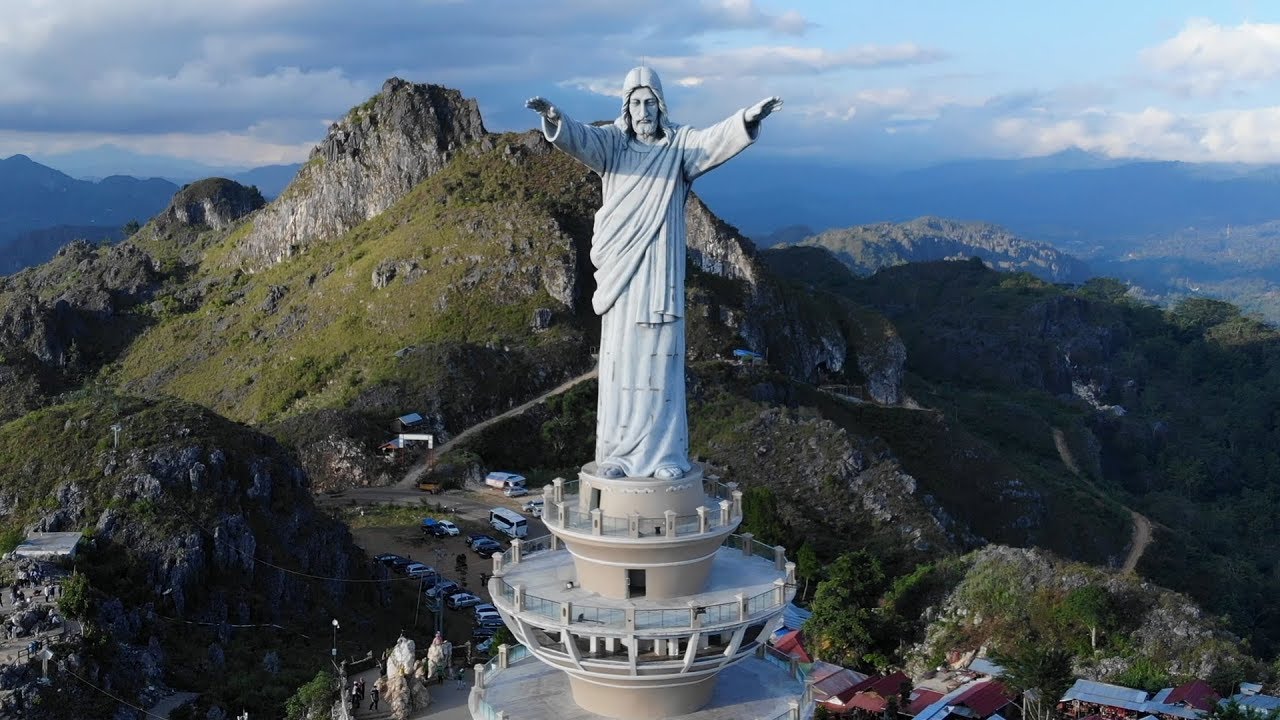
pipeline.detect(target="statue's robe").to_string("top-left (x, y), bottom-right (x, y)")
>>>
top-left (543, 110), bottom-right (756, 477)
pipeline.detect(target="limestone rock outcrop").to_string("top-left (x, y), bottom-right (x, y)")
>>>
top-left (157, 178), bottom-right (266, 231)
top-left (232, 78), bottom-right (487, 269)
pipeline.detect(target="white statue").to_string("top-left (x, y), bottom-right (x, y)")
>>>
top-left (426, 631), bottom-right (452, 683)
top-left (527, 67), bottom-right (782, 479)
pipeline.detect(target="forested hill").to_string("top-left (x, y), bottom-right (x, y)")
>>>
top-left (764, 246), bottom-right (1280, 655)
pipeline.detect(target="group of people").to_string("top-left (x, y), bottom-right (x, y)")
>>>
top-left (349, 676), bottom-right (380, 712)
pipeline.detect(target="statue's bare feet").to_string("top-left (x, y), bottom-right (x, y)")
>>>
top-left (653, 465), bottom-right (684, 480)
top-left (598, 462), bottom-right (625, 479)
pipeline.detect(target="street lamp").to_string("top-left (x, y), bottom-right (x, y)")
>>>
top-left (331, 619), bottom-right (340, 658)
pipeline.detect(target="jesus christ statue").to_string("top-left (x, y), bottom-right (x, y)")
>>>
top-left (527, 67), bottom-right (781, 480)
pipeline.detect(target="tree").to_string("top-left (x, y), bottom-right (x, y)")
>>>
top-left (990, 639), bottom-right (1073, 720)
top-left (58, 572), bottom-right (93, 623)
top-left (285, 670), bottom-right (336, 720)
top-left (1060, 585), bottom-right (1114, 651)
top-left (122, 219), bottom-right (141, 237)
top-left (796, 543), bottom-right (821, 602)
top-left (740, 486), bottom-right (786, 546)
top-left (1207, 700), bottom-right (1280, 720)
top-left (803, 550), bottom-right (888, 667)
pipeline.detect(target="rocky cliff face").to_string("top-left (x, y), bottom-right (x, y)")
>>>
top-left (0, 394), bottom-right (384, 716)
top-left (232, 78), bottom-right (487, 269)
top-left (158, 178), bottom-right (266, 231)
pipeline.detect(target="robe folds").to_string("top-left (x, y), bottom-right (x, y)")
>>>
top-left (543, 111), bottom-right (756, 477)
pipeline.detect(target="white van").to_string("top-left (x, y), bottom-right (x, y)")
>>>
top-left (489, 508), bottom-right (528, 538)
top-left (484, 471), bottom-right (527, 491)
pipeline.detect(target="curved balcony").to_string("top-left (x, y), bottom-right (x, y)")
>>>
top-left (530, 476), bottom-right (744, 541)
top-left (489, 533), bottom-right (795, 635)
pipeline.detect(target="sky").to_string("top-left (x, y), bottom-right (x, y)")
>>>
top-left (3, 0), bottom-right (1280, 172)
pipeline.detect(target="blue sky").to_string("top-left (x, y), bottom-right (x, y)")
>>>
top-left (2, 0), bottom-right (1279, 172)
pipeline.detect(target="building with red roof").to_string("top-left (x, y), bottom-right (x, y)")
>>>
top-left (821, 672), bottom-right (912, 715)
top-left (773, 629), bottom-right (812, 663)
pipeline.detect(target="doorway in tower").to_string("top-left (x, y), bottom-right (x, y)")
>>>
top-left (590, 487), bottom-right (601, 510)
top-left (627, 569), bottom-right (647, 598)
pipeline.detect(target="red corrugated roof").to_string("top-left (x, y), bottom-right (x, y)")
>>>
top-left (828, 672), bottom-right (912, 710)
top-left (774, 629), bottom-right (812, 663)
top-left (907, 689), bottom-right (945, 716)
top-left (954, 680), bottom-right (1014, 717)
top-left (1166, 680), bottom-right (1220, 712)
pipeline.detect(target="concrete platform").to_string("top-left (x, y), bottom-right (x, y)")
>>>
top-left (474, 654), bottom-right (807, 720)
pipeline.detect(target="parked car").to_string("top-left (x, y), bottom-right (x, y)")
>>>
top-left (465, 533), bottom-right (497, 548)
top-left (474, 604), bottom-right (504, 626)
top-left (435, 520), bottom-right (460, 537)
top-left (388, 557), bottom-right (413, 574)
top-left (405, 563), bottom-right (436, 579)
top-left (472, 539), bottom-right (503, 558)
top-left (426, 580), bottom-right (461, 599)
top-left (374, 553), bottom-right (405, 567)
top-left (484, 471), bottom-right (527, 491)
top-left (474, 636), bottom-right (496, 654)
top-left (503, 485), bottom-right (529, 498)
top-left (447, 592), bottom-right (483, 610)
top-left (521, 498), bottom-right (544, 512)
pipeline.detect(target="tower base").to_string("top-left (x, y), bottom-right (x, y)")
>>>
top-left (568, 673), bottom-right (717, 719)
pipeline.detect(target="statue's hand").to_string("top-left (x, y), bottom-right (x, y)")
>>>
top-left (526, 96), bottom-right (560, 122)
top-left (745, 96), bottom-right (784, 125)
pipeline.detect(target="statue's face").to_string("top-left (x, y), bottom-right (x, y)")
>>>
top-left (628, 86), bottom-right (659, 139)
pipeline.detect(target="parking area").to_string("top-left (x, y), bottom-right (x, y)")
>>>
top-left (344, 490), bottom-right (549, 653)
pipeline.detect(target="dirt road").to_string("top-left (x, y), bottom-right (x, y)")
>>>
top-left (397, 367), bottom-right (598, 490)
top-left (1122, 510), bottom-right (1153, 574)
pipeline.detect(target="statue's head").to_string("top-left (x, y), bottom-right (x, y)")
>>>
top-left (617, 66), bottom-right (675, 140)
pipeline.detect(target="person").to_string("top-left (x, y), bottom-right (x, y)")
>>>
top-left (527, 67), bottom-right (781, 479)
top-left (369, 685), bottom-right (380, 711)
top-left (454, 665), bottom-right (467, 689)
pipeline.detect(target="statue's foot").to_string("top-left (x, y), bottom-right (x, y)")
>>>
top-left (653, 465), bottom-right (684, 480)
top-left (598, 462), bottom-right (625, 479)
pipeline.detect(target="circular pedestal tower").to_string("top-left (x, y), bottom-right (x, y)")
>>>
top-left (488, 463), bottom-right (795, 720)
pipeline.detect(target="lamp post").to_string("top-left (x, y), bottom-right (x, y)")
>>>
top-left (331, 619), bottom-right (340, 658)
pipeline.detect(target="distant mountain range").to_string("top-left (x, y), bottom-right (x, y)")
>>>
top-left (0, 154), bottom-right (300, 274)
top-left (780, 216), bottom-right (1091, 284)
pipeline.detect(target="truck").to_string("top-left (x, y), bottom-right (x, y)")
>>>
top-left (417, 481), bottom-right (443, 494)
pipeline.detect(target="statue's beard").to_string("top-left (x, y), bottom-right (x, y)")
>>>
top-left (634, 119), bottom-right (660, 140)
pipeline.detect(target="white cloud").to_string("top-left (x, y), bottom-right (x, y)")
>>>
top-left (992, 105), bottom-right (1280, 163)
top-left (651, 43), bottom-right (946, 79)
top-left (1142, 18), bottom-right (1280, 95)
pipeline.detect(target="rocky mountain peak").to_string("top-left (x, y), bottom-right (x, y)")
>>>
top-left (230, 77), bottom-right (488, 269)
top-left (157, 178), bottom-right (265, 231)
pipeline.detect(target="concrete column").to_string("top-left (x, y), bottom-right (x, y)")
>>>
top-left (736, 593), bottom-right (747, 621)
top-left (719, 500), bottom-right (730, 527)
top-left (789, 700), bottom-right (800, 720)
top-left (731, 489), bottom-right (743, 519)
top-left (689, 601), bottom-right (701, 629)
top-left (591, 508), bottom-right (602, 535)
top-left (510, 538), bottom-right (522, 564)
top-left (670, 638), bottom-right (682, 657)
top-left (625, 606), bottom-right (636, 632)
top-left (562, 601), bottom-right (573, 624)
top-left (605, 636), bottom-right (616, 653)
top-left (556, 501), bottom-right (566, 528)
top-left (474, 663), bottom-right (486, 689)
top-left (773, 578), bottom-right (787, 606)
top-left (514, 585), bottom-right (526, 612)
top-left (492, 553), bottom-right (504, 574)
top-left (496, 712), bottom-right (507, 720)
top-left (774, 545), bottom-right (787, 571)
top-left (654, 638), bottom-right (666, 655)
top-left (665, 510), bottom-right (677, 537)
top-left (629, 512), bottom-right (640, 538)
top-left (550, 534), bottom-right (560, 551)
top-left (498, 644), bottom-right (510, 669)
top-left (543, 484), bottom-right (555, 508)
top-left (589, 636), bottom-right (599, 654)
top-left (785, 561), bottom-right (796, 585)
top-left (740, 533), bottom-right (754, 557)
top-left (697, 506), bottom-right (708, 533)
top-left (553, 476), bottom-right (564, 503)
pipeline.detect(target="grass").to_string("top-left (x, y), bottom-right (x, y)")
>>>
top-left (112, 132), bottom-right (600, 425)
top-left (336, 501), bottom-right (461, 529)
